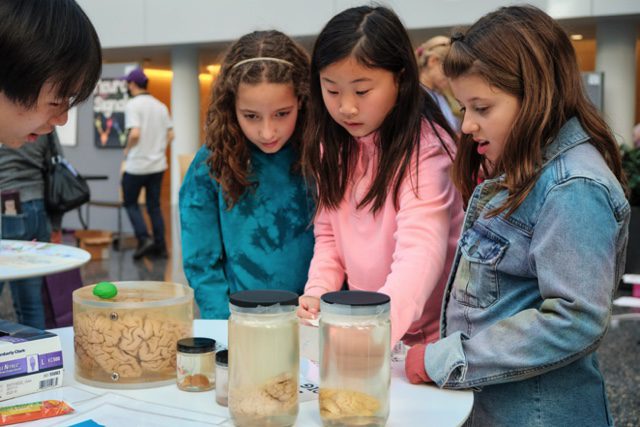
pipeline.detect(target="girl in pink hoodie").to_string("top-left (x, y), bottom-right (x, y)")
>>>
top-left (298, 5), bottom-right (464, 347)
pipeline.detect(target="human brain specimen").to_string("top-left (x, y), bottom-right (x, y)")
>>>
top-left (75, 311), bottom-right (191, 381)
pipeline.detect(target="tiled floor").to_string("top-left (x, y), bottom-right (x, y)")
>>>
top-left (1, 238), bottom-right (639, 425)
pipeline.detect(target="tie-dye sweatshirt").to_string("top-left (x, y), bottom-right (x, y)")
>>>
top-left (179, 143), bottom-right (314, 318)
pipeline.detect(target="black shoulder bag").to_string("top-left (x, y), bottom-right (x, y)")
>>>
top-left (44, 134), bottom-right (91, 214)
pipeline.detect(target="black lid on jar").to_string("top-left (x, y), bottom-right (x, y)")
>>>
top-left (229, 290), bottom-right (298, 308)
top-left (321, 290), bottom-right (390, 306)
top-left (177, 337), bottom-right (216, 354)
top-left (216, 349), bottom-right (228, 365)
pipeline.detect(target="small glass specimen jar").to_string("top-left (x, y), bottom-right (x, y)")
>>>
top-left (176, 337), bottom-right (216, 392)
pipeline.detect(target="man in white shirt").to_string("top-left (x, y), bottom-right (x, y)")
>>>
top-left (122, 68), bottom-right (174, 259)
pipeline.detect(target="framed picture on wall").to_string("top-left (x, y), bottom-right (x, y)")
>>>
top-left (93, 78), bottom-right (129, 148)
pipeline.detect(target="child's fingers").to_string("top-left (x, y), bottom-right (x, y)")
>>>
top-left (297, 296), bottom-right (320, 320)
top-left (297, 305), bottom-right (314, 319)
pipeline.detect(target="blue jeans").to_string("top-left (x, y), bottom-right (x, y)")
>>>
top-left (1, 199), bottom-right (51, 329)
top-left (121, 171), bottom-right (165, 248)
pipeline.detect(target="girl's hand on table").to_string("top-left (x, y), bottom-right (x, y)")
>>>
top-left (405, 343), bottom-right (433, 384)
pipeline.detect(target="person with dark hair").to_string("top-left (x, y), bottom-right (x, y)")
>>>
top-left (179, 30), bottom-right (314, 319)
top-left (405, 6), bottom-right (628, 426)
top-left (0, 0), bottom-right (101, 148)
top-left (122, 68), bottom-right (174, 259)
top-left (0, 133), bottom-right (64, 328)
top-left (296, 6), bottom-right (464, 347)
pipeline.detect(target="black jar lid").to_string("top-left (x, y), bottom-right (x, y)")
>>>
top-left (321, 290), bottom-right (390, 306)
top-left (216, 349), bottom-right (228, 365)
top-left (177, 337), bottom-right (216, 354)
top-left (229, 290), bottom-right (298, 308)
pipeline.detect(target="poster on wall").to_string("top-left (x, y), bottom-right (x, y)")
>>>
top-left (93, 78), bottom-right (129, 148)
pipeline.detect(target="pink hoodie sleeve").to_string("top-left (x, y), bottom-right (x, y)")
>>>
top-left (304, 208), bottom-right (346, 298)
top-left (379, 133), bottom-right (459, 345)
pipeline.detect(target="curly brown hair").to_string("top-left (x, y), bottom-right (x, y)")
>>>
top-left (205, 30), bottom-right (310, 208)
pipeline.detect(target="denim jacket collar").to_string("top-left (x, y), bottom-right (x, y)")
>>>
top-left (541, 117), bottom-right (590, 166)
top-left (480, 117), bottom-right (589, 188)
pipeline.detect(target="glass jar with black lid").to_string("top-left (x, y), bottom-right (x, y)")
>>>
top-left (228, 290), bottom-right (299, 427)
top-left (215, 349), bottom-right (229, 406)
top-left (176, 337), bottom-right (216, 392)
top-left (319, 291), bottom-right (391, 427)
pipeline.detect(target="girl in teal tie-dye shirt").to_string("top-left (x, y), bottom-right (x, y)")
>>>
top-left (179, 31), bottom-right (314, 318)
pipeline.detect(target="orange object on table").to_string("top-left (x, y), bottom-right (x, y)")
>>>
top-left (0, 400), bottom-right (73, 425)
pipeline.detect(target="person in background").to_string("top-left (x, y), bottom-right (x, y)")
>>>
top-left (0, 0), bottom-right (101, 149)
top-left (0, 133), bottom-right (64, 328)
top-left (405, 6), bottom-right (628, 426)
top-left (179, 31), bottom-right (315, 319)
top-left (416, 35), bottom-right (460, 132)
top-left (122, 68), bottom-right (174, 260)
top-left (297, 6), bottom-right (464, 347)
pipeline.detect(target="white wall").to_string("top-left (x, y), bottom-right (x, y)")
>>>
top-left (78, 0), bottom-right (640, 49)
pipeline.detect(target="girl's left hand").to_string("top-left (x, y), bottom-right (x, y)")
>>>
top-left (405, 343), bottom-right (433, 384)
top-left (297, 295), bottom-right (321, 322)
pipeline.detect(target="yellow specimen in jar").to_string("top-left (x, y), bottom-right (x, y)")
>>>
top-left (319, 388), bottom-right (381, 419)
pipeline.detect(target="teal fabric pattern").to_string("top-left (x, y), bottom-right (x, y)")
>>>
top-left (179, 143), bottom-right (314, 318)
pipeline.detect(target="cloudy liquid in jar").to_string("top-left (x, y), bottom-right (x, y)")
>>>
top-left (228, 312), bottom-right (299, 427)
top-left (319, 317), bottom-right (390, 427)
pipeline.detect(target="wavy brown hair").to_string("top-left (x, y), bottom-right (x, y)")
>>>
top-left (444, 5), bottom-right (625, 215)
top-left (302, 6), bottom-right (455, 214)
top-left (205, 30), bottom-right (310, 208)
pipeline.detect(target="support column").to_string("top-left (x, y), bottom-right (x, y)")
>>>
top-left (170, 45), bottom-right (200, 283)
top-left (596, 18), bottom-right (638, 146)
top-left (170, 45), bottom-right (200, 205)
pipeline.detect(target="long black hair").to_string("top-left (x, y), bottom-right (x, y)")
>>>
top-left (302, 6), bottom-right (455, 213)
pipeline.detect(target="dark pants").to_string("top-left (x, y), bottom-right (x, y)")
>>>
top-left (1, 199), bottom-right (51, 329)
top-left (121, 171), bottom-right (165, 249)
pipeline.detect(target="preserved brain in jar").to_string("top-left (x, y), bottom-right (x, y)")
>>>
top-left (319, 388), bottom-right (381, 419)
top-left (74, 311), bottom-right (191, 379)
top-left (228, 372), bottom-right (297, 417)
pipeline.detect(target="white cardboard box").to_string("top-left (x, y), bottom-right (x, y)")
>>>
top-left (0, 321), bottom-right (63, 401)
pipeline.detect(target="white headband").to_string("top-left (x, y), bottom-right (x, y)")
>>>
top-left (232, 57), bottom-right (293, 69)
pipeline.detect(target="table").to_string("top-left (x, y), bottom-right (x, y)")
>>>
top-left (0, 239), bottom-right (91, 281)
top-left (45, 319), bottom-right (473, 426)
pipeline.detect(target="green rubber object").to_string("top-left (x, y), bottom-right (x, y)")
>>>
top-left (93, 281), bottom-right (118, 299)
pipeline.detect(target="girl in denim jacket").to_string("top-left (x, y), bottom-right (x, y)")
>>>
top-left (405, 6), bottom-right (629, 426)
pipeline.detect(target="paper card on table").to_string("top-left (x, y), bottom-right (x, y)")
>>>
top-left (299, 381), bottom-right (320, 402)
top-left (299, 323), bottom-right (319, 362)
top-left (57, 393), bottom-right (227, 426)
top-left (51, 403), bottom-right (221, 427)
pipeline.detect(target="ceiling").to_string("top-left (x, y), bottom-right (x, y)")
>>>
top-left (101, 17), bottom-right (613, 72)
